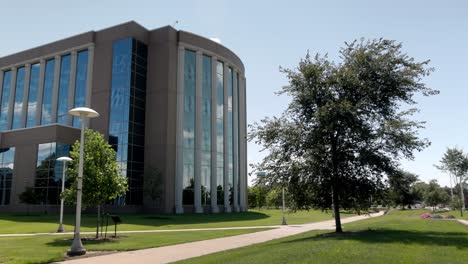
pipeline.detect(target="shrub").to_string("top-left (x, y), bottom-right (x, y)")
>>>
top-left (443, 215), bottom-right (456, 219)
top-left (420, 213), bottom-right (432, 219)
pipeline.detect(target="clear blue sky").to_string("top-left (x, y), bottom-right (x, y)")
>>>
top-left (1, 0), bottom-right (467, 187)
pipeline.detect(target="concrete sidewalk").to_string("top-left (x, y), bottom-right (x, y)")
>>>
top-left (458, 219), bottom-right (468, 227)
top-left (57, 212), bottom-right (384, 264)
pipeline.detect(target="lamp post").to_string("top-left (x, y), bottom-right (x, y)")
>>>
top-left (67, 107), bottom-right (99, 256)
top-left (56, 156), bottom-right (72, 233)
top-left (256, 171), bottom-right (287, 225)
top-left (281, 178), bottom-right (287, 226)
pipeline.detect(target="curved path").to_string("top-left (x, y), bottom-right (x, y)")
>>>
top-left (57, 212), bottom-right (384, 264)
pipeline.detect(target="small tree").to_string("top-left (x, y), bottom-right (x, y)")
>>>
top-left (62, 129), bottom-right (128, 238)
top-left (436, 147), bottom-right (468, 215)
top-left (424, 180), bottom-right (450, 212)
top-left (18, 187), bottom-right (41, 215)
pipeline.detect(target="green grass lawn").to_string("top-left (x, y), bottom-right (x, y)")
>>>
top-left (0, 209), bottom-right (352, 234)
top-left (178, 210), bottom-right (468, 264)
top-left (0, 228), bottom-right (270, 264)
top-left (439, 210), bottom-right (468, 220)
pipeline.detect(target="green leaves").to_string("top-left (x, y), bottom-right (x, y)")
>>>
top-left (63, 129), bottom-right (128, 208)
top-left (251, 38), bottom-right (436, 227)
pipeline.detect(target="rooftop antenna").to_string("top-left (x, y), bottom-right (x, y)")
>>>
top-left (172, 20), bottom-right (179, 28)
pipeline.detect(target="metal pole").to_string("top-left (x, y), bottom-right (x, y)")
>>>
top-left (282, 185), bottom-right (287, 225)
top-left (57, 161), bottom-right (67, 232)
top-left (68, 114), bottom-right (86, 256)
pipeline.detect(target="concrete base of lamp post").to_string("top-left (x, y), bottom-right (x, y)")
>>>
top-left (67, 235), bottom-right (86, 256)
top-left (57, 224), bottom-right (64, 233)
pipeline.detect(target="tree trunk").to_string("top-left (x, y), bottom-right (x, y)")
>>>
top-left (332, 185), bottom-right (342, 233)
top-left (449, 174), bottom-right (454, 200)
top-left (96, 204), bottom-right (100, 238)
top-left (460, 180), bottom-right (465, 212)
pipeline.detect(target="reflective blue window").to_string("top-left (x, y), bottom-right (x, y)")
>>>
top-left (237, 73), bottom-right (241, 205)
top-left (57, 54), bottom-right (71, 125)
top-left (0, 71), bottom-right (12, 131)
top-left (72, 50), bottom-right (88, 127)
top-left (0, 147), bottom-right (15, 205)
top-left (201, 55), bottom-right (211, 205)
top-left (183, 50), bottom-right (196, 205)
top-left (34, 142), bottom-right (70, 205)
top-left (41, 59), bottom-right (55, 125)
top-left (26, 64), bottom-right (40, 127)
top-left (216, 61), bottom-right (224, 205)
top-left (228, 67), bottom-right (234, 205)
top-left (109, 38), bottom-right (147, 205)
top-left (12, 67), bottom-right (25, 129)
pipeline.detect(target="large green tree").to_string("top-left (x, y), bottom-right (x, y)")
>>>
top-left (388, 171), bottom-right (419, 208)
top-left (250, 39), bottom-right (437, 232)
top-left (62, 129), bottom-right (128, 237)
top-left (424, 180), bottom-right (450, 211)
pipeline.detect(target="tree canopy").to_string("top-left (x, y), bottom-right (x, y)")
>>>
top-left (387, 171), bottom-right (419, 208)
top-left (436, 147), bottom-right (468, 214)
top-left (250, 38), bottom-right (437, 232)
top-left (63, 129), bottom-right (128, 208)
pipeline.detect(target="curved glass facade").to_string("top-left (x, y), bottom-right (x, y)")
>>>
top-left (176, 46), bottom-right (246, 212)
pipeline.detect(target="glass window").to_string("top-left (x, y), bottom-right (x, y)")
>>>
top-left (57, 54), bottom-right (71, 125)
top-left (182, 50), bottom-right (196, 205)
top-left (0, 71), bottom-right (12, 131)
top-left (201, 55), bottom-right (212, 205)
top-left (34, 143), bottom-right (70, 205)
top-left (216, 61), bottom-right (224, 205)
top-left (12, 67), bottom-right (25, 129)
top-left (26, 64), bottom-right (40, 128)
top-left (237, 73), bottom-right (241, 205)
top-left (228, 67), bottom-right (234, 205)
top-left (109, 38), bottom-right (147, 205)
top-left (72, 50), bottom-right (88, 128)
top-left (41, 59), bottom-right (55, 125)
top-left (0, 147), bottom-right (15, 205)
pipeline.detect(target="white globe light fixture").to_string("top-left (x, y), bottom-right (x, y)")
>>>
top-left (56, 156), bottom-right (72, 233)
top-left (67, 107), bottom-right (99, 256)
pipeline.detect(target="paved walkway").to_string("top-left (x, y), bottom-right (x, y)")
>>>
top-left (458, 219), bottom-right (468, 227)
top-left (57, 212), bottom-right (384, 264)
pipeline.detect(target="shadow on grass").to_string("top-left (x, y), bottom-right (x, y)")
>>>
top-left (46, 237), bottom-right (120, 247)
top-left (282, 229), bottom-right (468, 249)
